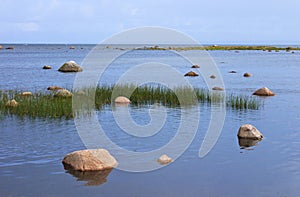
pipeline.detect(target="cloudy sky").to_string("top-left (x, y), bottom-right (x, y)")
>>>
top-left (1, 0), bottom-right (300, 44)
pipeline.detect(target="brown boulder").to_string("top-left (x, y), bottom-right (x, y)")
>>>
top-left (237, 124), bottom-right (263, 140)
top-left (62, 149), bottom-right (118, 171)
top-left (210, 75), bottom-right (216, 79)
top-left (184, 71), bottom-right (199, 77)
top-left (253, 87), bottom-right (275, 96)
top-left (58, 61), bottom-right (83, 72)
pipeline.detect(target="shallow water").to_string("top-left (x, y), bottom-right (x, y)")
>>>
top-left (0, 45), bottom-right (300, 196)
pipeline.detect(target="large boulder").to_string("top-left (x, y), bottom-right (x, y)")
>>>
top-left (157, 154), bottom-right (173, 165)
top-left (115, 96), bottom-right (130, 104)
top-left (237, 124), bottom-right (263, 140)
top-left (184, 71), bottom-right (199, 77)
top-left (54, 89), bottom-right (73, 98)
top-left (58, 61), bottom-right (83, 72)
top-left (62, 149), bottom-right (118, 171)
top-left (253, 87), bottom-right (275, 96)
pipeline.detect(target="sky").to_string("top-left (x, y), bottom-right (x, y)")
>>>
top-left (1, 0), bottom-right (300, 44)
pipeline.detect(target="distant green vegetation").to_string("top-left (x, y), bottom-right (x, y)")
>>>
top-left (0, 85), bottom-right (262, 119)
top-left (138, 45), bottom-right (299, 51)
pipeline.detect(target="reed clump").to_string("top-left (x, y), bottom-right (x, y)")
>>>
top-left (0, 85), bottom-right (262, 118)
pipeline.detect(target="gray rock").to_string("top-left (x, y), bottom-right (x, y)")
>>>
top-left (58, 61), bottom-right (83, 72)
top-left (62, 149), bottom-right (118, 171)
top-left (237, 124), bottom-right (263, 140)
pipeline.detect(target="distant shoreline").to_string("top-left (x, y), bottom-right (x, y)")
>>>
top-left (0, 44), bottom-right (299, 51)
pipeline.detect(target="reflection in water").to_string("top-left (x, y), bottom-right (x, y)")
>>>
top-left (65, 169), bottom-right (113, 186)
top-left (238, 138), bottom-right (262, 150)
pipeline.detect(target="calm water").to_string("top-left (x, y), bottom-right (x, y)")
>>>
top-left (0, 44), bottom-right (300, 196)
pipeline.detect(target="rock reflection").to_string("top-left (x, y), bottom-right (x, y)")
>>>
top-left (65, 169), bottom-right (113, 186)
top-left (238, 138), bottom-right (262, 150)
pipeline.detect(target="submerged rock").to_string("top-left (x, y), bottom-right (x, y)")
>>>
top-left (115, 96), bottom-right (130, 104)
top-left (229, 70), bottom-right (237, 73)
top-left (243, 72), bottom-right (252, 77)
top-left (157, 154), bottom-right (173, 165)
top-left (237, 124), bottom-right (263, 140)
top-left (5, 99), bottom-right (18, 107)
top-left (58, 61), bottom-right (83, 72)
top-left (62, 149), bottom-right (118, 171)
top-left (253, 87), bottom-right (275, 96)
top-left (54, 89), bottom-right (73, 98)
top-left (184, 71), bottom-right (199, 77)
top-left (43, 65), bottom-right (52, 69)
top-left (191, 64), bottom-right (200, 68)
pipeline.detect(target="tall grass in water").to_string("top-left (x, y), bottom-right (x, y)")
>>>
top-left (0, 86), bottom-right (262, 118)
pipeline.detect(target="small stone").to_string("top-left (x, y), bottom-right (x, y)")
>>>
top-left (5, 99), bottom-right (18, 107)
top-left (157, 154), bottom-right (173, 165)
top-left (253, 87), bottom-right (275, 96)
top-left (43, 65), bottom-right (52, 69)
top-left (237, 124), bottom-right (263, 140)
top-left (210, 75), bottom-right (216, 79)
top-left (212, 87), bottom-right (224, 91)
top-left (191, 64), bottom-right (200, 68)
top-left (5, 46), bottom-right (14, 50)
top-left (184, 71), bottom-right (199, 77)
top-left (243, 72), bottom-right (252, 77)
top-left (229, 70), bottom-right (237, 73)
top-left (47, 86), bottom-right (64, 91)
top-left (54, 89), bottom-right (73, 98)
top-left (115, 96), bottom-right (130, 104)
top-left (69, 46), bottom-right (76, 49)
top-left (21, 92), bottom-right (32, 96)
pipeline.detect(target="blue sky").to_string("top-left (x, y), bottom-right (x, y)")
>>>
top-left (1, 0), bottom-right (300, 44)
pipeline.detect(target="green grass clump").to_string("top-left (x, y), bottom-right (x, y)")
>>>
top-left (0, 85), bottom-right (262, 119)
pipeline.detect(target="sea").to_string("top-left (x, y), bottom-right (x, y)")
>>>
top-left (0, 44), bottom-right (299, 196)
